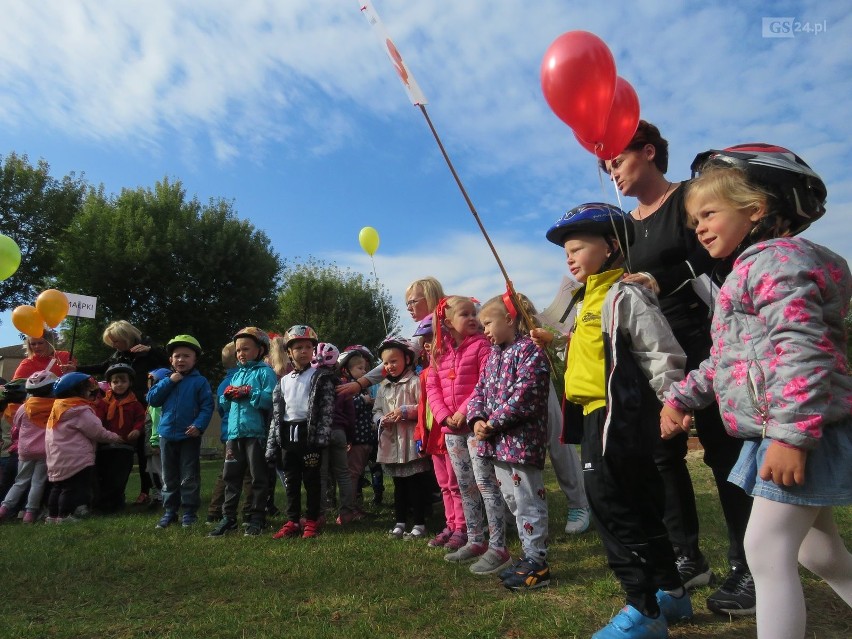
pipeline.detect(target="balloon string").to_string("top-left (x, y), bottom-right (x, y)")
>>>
top-left (370, 255), bottom-right (389, 335)
top-left (596, 160), bottom-right (633, 274)
top-left (416, 104), bottom-right (552, 371)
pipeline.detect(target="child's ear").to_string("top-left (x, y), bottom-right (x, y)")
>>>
top-left (749, 202), bottom-right (767, 224)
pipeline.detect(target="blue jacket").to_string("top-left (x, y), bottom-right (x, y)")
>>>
top-left (216, 368), bottom-right (238, 444)
top-left (147, 369), bottom-right (214, 441)
top-left (220, 360), bottom-right (276, 440)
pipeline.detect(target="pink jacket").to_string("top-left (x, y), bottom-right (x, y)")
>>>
top-left (13, 405), bottom-right (50, 461)
top-left (46, 405), bottom-right (123, 482)
top-left (426, 332), bottom-right (491, 430)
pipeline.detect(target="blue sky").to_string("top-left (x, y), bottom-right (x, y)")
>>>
top-left (1, 0), bottom-right (850, 349)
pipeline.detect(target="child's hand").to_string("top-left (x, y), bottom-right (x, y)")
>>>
top-left (660, 404), bottom-right (691, 439)
top-left (530, 328), bottom-right (554, 349)
top-left (185, 425), bottom-right (201, 437)
top-left (127, 430), bottom-right (141, 442)
top-left (473, 420), bottom-right (493, 441)
top-left (170, 372), bottom-right (184, 383)
top-left (759, 440), bottom-right (807, 486)
top-left (223, 385), bottom-right (251, 400)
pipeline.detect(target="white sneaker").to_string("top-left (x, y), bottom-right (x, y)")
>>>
top-left (564, 507), bottom-right (590, 534)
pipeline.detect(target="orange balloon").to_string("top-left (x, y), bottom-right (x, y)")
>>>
top-left (36, 289), bottom-right (69, 328)
top-left (12, 305), bottom-right (45, 338)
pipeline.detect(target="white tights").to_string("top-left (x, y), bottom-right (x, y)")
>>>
top-left (744, 496), bottom-right (852, 639)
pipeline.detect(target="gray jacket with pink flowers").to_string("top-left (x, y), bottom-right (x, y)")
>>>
top-left (665, 237), bottom-right (852, 450)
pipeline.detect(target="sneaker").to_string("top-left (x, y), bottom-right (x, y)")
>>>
top-left (22, 510), bottom-right (36, 524)
top-left (656, 589), bottom-right (693, 623)
top-left (404, 525), bottom-right (426, 540)
top-left (336, 510), bottom-right (366, 525)
top-left (444, 529), bottom-right (468, 551)
top-left (564, 506), bottom-right (591, 534)
top-left (499, 557), bottom-right (524, 582)
top-left (591, 605), bottom-right (667, 639)
top-left (470, 548), bottom-right (513, 575)
top-left (302, 519), bottom-right (319, 538)
top-left (44, 516), bottom-right (59, 525)
top-left (388, 524), bottom-right (406, 539)
top-left (156, 511), bottom-right (178, 529)
top-left (706, 564), bottom-right (756, 616)
top-left (181, 512), bottom-right (198, 528)
top-left (676, 554), bottom-right (715, 589)
top-left (207, 517), bottom-right (238, 537)
top-left (444, 542), bottom-right (488, 563)
top-left (134, 493), bottom-right (151, 505)
top-left (244, 523), bottom-right (262, 536)
top-left (428, 527), bottom-right (453, 548)
top-left (272, 520), bottom-right (301, 539)
top-left (502, 557), bottom-right (551, 591)
top-left (206, 514), bottom-right (218, 525)
top-left (73, 505), bottom-right (90, 518)
top-left (56, 515), bottom-right (82, 524)
top-left (0, 505), bottom-right (10, 521)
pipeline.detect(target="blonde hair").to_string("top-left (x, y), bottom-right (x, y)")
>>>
top-left (221, 342), bottom-right (237, 369)
top-left (406, 277), bottom-right (445, 313)
top-left (102, 321), bottom-right (142, 349)
top-left (430, 295), bottom-right (476, 365)
top-left (685, 165), bottom-right (789, 238)
top-left (265, 335), bottom-right (291, 377)
top-left (22, 329), bottom-right (58, 357)
top-left (480, 291), bottom-right (540, 336)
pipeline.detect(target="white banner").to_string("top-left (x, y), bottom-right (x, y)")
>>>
top-left (359, 1), bottom-right (428, 105)
top-left (65, 292), bottom-right (98, 319)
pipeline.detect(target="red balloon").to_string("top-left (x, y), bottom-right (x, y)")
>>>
top-left (574, 76), bottom-right (641, 160)
top-left (541, 31), bottom-right (617, 143)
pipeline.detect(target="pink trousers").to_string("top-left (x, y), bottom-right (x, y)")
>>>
top-left (433, 453), bottom-right (465, 532)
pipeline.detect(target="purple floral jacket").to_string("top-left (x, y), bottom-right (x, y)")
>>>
top-left (467, 335), bottom-right (550, 468)
top-left (666, 237), bottom-right (852, 449)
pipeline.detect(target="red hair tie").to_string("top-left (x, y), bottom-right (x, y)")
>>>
top-left (434, 297), bottom-right (449, 346)
top-left (502, 289), bottom-right (518, 320)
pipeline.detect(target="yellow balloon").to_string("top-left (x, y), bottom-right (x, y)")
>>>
top-left (0, 234), bottom-right (22, 281)
top-left (359, 226), bottom-right (380, 257)
top-left (12, 305), bottom-right (45, 339)
top-left (36, 289), bottom-right (70, 328)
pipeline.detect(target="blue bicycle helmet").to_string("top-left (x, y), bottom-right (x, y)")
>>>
top-left (545, 202), bottom-right (635, 248)
top-left (54, 372), bottom-right (95, 398)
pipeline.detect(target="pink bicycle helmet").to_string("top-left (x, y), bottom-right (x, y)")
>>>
top-left (311, 342), bottom-right (340, 369)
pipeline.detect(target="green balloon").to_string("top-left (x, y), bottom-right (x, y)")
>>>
top-left (0, 234), bottom-right (22, 281)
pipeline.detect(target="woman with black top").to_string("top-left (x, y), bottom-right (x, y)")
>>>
top-left (604, 121), bottom-right (755, 616)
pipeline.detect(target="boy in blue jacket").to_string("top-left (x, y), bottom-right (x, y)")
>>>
top-left (147, 335), bottom-right (214, 529)
top-left (209, 327), bottom-right (277, 537)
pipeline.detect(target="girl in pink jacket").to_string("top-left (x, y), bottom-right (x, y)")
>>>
top-left (0, 372), bottom-right (58, 523)
top-left (425, 296), bottom-right (493, 563)
top-left (46, 373), bottom-right (124, 523)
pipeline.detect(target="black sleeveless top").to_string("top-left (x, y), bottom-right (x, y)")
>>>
top-left (625, 184), bottom-right (717, 341)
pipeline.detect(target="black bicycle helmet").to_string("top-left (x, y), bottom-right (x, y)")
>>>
top-left (690, 143), bottom-right (826, 235)
top-left (105, 362), bottom-right (136, 382)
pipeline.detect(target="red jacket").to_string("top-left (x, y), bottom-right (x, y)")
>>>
top-left (426, 333), bottom-right (491, 432)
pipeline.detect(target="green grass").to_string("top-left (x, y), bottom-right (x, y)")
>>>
top-left (1, 453), bottom-right (850, 638)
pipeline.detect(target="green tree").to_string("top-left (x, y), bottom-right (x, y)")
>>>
top-left (55, 178), bottom-right (282, 372)
top-left (0, 152), bottom-right (86, 312)
top-left (276, 257), bottom-right (399, 350)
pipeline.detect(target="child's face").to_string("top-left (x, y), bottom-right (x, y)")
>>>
top-left (109, 373), bottom-right (131, 396)
top-left (689, 192), bottom-right (764, 259)
top-left (563, 234), bottom-right (612, 283)
top-left (288, 340), bottom-right (314, 369)
top-left (446, 300), bottom-right (480, 338)
top-left (347, 358), bottom-right (367, 380)
top-left (235, 337), bottom-right (261, 365)
top-left (170, 347), bottom-right (197, 373)
top-left (381, 347), bottom-right (407, 377)
top-left (479, 307), bottom-right (515, 347)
